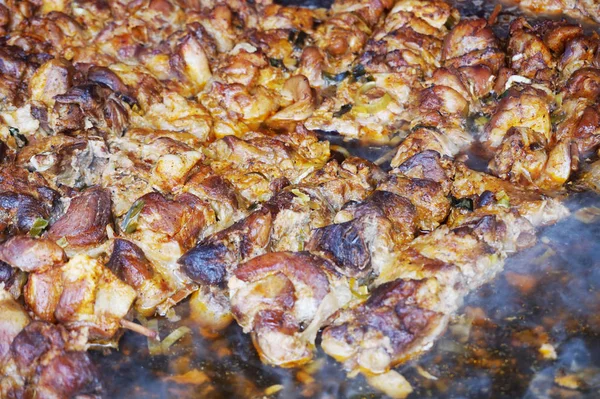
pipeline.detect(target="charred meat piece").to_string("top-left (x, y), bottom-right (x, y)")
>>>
top-left (323, 204), bottom-right (537, 375)
top-left (106, 239), bottom-right (171, 315)
top-left (1, 321), bottom-right (102, 399)
top-left (0, 166), bottom-right (59, 239)
top-left (179, 207), bottom-right (272, 287)
top-left (308, 190), bottom-right (416, 279)
top-left (452, 163), bottom-right (569, 227)
top-left (322, 278), bottom-right (446, 374)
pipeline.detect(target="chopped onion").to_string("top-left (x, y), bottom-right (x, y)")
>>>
top-left (574, 207), bottom-right (600, 224)
top-left (161, 326), bottom-right (192, 352)
top-left (504, 75), bottom-right (532, 92)
top-left (415, 365), bottom-right (438, 381)
top-left (145, 318), bottom-right (162, 356)
top-left (496, 190), bottom-right (510, 208)
top-left (56, 236), bottom-right (69, 248)
top-left (264, 384), bottom-right (284, 396)
top-left (366, 370), bottom-right (413, 399)
top-left (353, 82), bottom-right (393, 114)
top-left (29, 217), bottom-right (48, 237)
top-left (349, 278), bottom-right (369, 298)
top-left (291, 188), bottom-right (311, 204)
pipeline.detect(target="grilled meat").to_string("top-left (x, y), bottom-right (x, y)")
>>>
top-left (0, 0), bottom-right (597, 398)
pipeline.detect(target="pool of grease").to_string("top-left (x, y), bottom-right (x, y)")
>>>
top-left (90, 2), bottom-right (600, 398)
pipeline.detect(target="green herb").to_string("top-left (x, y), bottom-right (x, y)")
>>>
top-left (498, 90), bottom-right (510, 100)
top-left (450, 196), bottom-right (474, 211)
top-left (56, 237), bottom-right (69, 248)
top-left (121, 199), bottom-right (145, 234)
top-left (496, 191), bottom-right (510, 208)
top-left (8, 127), bottom-right (28, 148)
top-left (269, 58), bottom-right (284, 68)
top-left (333, 104), bottom-right (352, 117)
top-left (29, 217), bottom-right (49, 237)
top-left (323, 71), bottom-right (349, 84)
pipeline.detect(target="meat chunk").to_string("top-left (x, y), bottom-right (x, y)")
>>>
top-left (229, 252), bottom-right (350, 367)
top-left (322, 279), bottom-right (446, 374)
top-left (0, 288), bottom-right (30, 362)
top-left (46, 187), bottom-right (112, 251)
top-left (106, 239), bottom-right (171, 315)
top-left (0, 236), bottom-right (66, 273)
top-left (308, 190), bottom-right (416, 279)
top-left (179, 207), bottom-right (272, 287)
top-left (1, 321), bottom-right (102, 399)
top-left (24, 255), bottom-right (136, 339)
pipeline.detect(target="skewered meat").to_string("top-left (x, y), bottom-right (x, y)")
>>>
top-left (24, 254), bottom-right (136, 339)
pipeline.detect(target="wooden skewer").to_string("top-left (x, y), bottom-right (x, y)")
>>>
top-left (120, 319), bottom-right (159, 340)
top-left (488, 4), bottom-right (502, 26)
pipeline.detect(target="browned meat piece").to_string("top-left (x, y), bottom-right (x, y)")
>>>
top-left (322, 279), bottom-right (446, 374)
top-left (482, 86), bottom-right (552, 151)
top-left (301, 157), bottom-right (386, 211)
top-left (229, 251), bottom-right (349, 367)
top-left (378, 173), bottom-right (451, 231)
top-left (189, 285), bottom-right (234, 333)
top-left (452, 163), bottom-right (569, 227)
top-left (106, 239), bottom-right (171, 315)
top-left (204, 130), bottom-right (329, 203)
top-left (28, 58), bottom-right (74, 108)
top-left (0, 236), bottom-right (66, 273)
top-left (1, 321), bottom-right (102, 399)
top-left (489, 126), bottom-right (550, 185)
top-left (323, 204), bottom-right (538, 375)
top-left (506, 18), bottom-right (556, 82)
top-left (51, 83), bottom-right (130, 135)
top-left (308, 190), bottom-right (416, 279)
top-left (185, 164), bottom-right (246, 232)
top-left (16, 133), bottom-right (110, 189)
top-left (179, 207), bottom-right (272, 287)
top-left (0, 166), bottom-right (59, 239)
top-left (46, 187), bottom-right (112, 251)
top-left (0, 288), bottom-right (30, 362)
top-left (441, 18), bottom-right (504, 102)
top-left (23, 266), bottom-right (64, 323)
top-left (0, 261), bottom-right (26, 299)
top-left (514, 0), bottom-right (600, 25)
top-left (24, 254), bottom-right (136, 339)
top-left (130, 191), bottom-right (214, 250)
